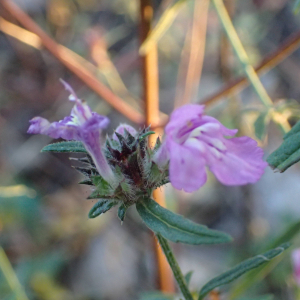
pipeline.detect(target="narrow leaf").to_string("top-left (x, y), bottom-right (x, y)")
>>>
top-left (139, 292), bottom-right (174, 300)
top-left (88, 199), bottom-right (118, 218)
top-left (89, 175), bottom-right (115, 198)
top-left (136, 198), bottom-right (232, 245)
top-left (118, 203), bottom-right (128, 222)
top-left (41, 141), bottom-right (87, 153)
top-left (79, 179), bottom-right (93, 186)
top-left (229, 220), bottom-right (300, 299)
top-left (238, 295), bottom-right (273, 300)
top-left (138, 131), bottom-right (156, 142)
top-left (254, 112), bottom-right (270, 140)
top-left (283, 119), bottom-right (300, 139)
top-left (198, 243), bottom-right (290, 299)
top-left (184, 271), bottom-right (193, 287)
top-left (267, 132), bottom-right (300, 172)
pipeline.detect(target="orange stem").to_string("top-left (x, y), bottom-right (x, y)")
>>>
top-left (139, 0), bottom-right (175, 293)
top-left (1, 0), bottom-right (144, 124)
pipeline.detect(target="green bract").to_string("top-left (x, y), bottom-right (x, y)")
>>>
top-left (42, 127), bottom-right (168, 222)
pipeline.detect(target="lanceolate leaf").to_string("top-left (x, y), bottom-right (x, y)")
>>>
top-left (88, 175), bottom-right (115, 199)
top-left (88, 199), bottom-right (118, 218)
top-left (139, 292), bottom-right (174, 300)
top-left (136, 198), bottom-right (232, 245)
top-left (118, 203), bottom-right (128, 222)
top-left (254, 112), bottom-right (270, 140)
top-left (184, 271), bottom-right (193, 287)
top-left (238, 295), bottom-right (273, 300)
top-left (41, 141), bottom-right (87, 153)
top-left (229, 220), bottom-right (300, 299)
top-left (198, 243), bottom-right (290, 300)
top-left (267, 120), bottom-right (300, 172)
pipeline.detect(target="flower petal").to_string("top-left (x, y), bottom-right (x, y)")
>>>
top-left (168, 139), bottom-right (207, 192)
top-left (209, 136), bottom-right (267, 185)
top-left (166, 104), bottom-right (205, 135)
top-left (27, 117), bottom-right (51, 135)
top-left (292, 249), bottom-right (300, 285)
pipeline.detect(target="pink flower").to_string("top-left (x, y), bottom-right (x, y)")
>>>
top-left (28, 80), bottom-right (115, 184)
top-left (154, 104), bottom-right (267, 192)
top-left (292, 249), bottom-right (300, 285)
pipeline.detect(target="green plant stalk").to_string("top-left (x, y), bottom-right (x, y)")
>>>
top-left (156, 233), bottom-right (193, 300)
top-left (0, 247), bottom-right (29, 300)
top-left (212, 0), bottom-right (273, 108)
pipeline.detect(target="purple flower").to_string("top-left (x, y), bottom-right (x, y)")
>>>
top-left (154, 104), bottom-right (267, 192)
top-left (292, 249), bottom-right (300, 285)
top-left (28, 80), bottom-right (115, 184)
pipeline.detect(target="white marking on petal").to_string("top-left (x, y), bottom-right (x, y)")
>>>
top-left (209, 147), bottom-right (222, 159)
top-left (188, 123), bottom-right (220, 138)
top-left (210, 138), bottom-right (226, 151)
top-left (198, 122), bottom-right (220, 133)
top-left (184, 138), bottom-right (205, 152)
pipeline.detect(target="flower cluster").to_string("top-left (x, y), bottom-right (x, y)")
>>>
top-left (28, 82), bottom-right (267, 219)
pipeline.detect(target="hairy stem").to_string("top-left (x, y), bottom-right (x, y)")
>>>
top-left (156, 233), bottom-right (193, 300)
top-left (212, 0), bottom-right (273, 107)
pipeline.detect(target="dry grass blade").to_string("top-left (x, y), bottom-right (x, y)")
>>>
top-left (1, 0), bottom-right (144, 124)
top-left (200, 30), bottom-right (300, 106)
top-left (139, 0), bottom-right (187, 55)
top-left (175, 0), bottom-right (210, 107)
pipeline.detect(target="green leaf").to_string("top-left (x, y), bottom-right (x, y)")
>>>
top-left (267, 131), bottom-right (300, 172)
top-left (118, 203), bottom-right (128, 222)
top-left (153, 136), bottom-right (161, 152)
top-left (294, 0), bottom-right (300, 14)
top-left (238, 295), bottom-right (273, 300)
top-left (78, 179), bottom-right (93, 186)
top-left (88, 199), bottom-right (118, 218)
top-left (138, 131), bottom-right (156, 142)
top-left (229, 220), bottom-right (300, 299)
top-left (41, 141), bottom-right (87, 153)
top-left (198, 243), bottom-right (290, 300)
top-left (136, 198), bottom-right (232, 245)
top-left (254, 112), bottom-right (270, 140)
top-left (139, 292), bottom-right (174, 300)
top-left (283, 119), bottom-right (300, 139)
top-left (87, 176), bottom-right (114, 199)
top-left (184, 271), bottom-right (193, 287)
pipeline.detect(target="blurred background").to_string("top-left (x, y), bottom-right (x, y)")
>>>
top-left (1, 0), bottom-right (300, 299)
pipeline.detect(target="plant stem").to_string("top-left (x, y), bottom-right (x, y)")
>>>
top-left (156, 233), bottom-right (193, 300)
top-left (139, 0), bottom-right (175, 293)
top-left (0, 247), bottom-right (29, 300)
top-left (212, 0), bottom-right (273, 107)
